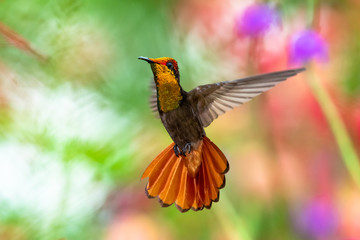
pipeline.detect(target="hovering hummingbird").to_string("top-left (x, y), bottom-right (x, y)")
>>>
top-left (139, 56), bottom-right (305, 212)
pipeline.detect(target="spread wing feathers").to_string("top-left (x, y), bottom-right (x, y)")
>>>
top-left (142, 136), bottom-right (228, 212)
top-left (187, 68), bottom-right (305, 127)
top-left (149, 80), bottom-right (158, 116)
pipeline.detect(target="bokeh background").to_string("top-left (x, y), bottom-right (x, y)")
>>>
top-left (1, 0), bottom-right (360, 239)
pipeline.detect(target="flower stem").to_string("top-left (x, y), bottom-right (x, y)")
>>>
top-left (306, 70), bottom-right (360, 187)
top-left (213, 192), bottom-right (252, 240)
top-left (306, 0), bottom-right (316, 28)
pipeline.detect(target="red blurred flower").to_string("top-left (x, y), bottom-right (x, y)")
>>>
top-left (353, 108), bottom-right (360, 142)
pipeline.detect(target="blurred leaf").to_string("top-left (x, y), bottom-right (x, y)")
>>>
top-left (0, 22), bottom-right (46, 60)
top-left (343, 38), bottom-right (360, 98)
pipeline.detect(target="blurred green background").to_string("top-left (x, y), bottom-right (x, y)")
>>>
top-left (1, 0), bottom-right (360, 239)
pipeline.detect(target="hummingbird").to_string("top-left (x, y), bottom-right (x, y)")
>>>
top-left (139, 56), bottom-right (305, 212)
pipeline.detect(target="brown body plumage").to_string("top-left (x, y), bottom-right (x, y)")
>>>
top-left (139, 56), bottom-right (305, 212)
top-left (160, 94), bottom-right (204, 150)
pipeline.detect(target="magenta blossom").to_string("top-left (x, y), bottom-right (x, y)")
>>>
top-left (235, 4), bottom-right (279, 37)
top-left (294, 198), bottom-right (338, 238)
top-left (289, 30), bottom-right (328, 65)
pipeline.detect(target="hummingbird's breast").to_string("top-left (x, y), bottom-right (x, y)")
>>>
top-left (159, 95), bottom-right (205, 150)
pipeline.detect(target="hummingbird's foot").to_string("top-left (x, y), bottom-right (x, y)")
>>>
top-left (173, 144), bottom-right (181, 157)
top-left (181, 143), bottom-right (191, 156)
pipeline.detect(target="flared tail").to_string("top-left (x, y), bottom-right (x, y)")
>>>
top-left (141, 136), bottom-right (229, 212)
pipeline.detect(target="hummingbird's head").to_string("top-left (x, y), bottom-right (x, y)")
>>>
top-left (138, 56), bottom-right (180, 84)
top-left (138, 56), bottom-right (183, 112)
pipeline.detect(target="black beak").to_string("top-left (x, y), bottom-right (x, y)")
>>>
top-left (138, 56), bottom-right (154, 63)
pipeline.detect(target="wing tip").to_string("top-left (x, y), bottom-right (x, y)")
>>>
top-left (295, 67), bottom-right (306, 73)
top-left (286, 67), bottom-right (306, 76)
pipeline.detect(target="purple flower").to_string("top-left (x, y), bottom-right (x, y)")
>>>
top-left (289, 30), bottom-right (328, 65)
top-left (235, 4), bottom-right (279, 37)
top-left (294, 198), bottom-right (338, 238)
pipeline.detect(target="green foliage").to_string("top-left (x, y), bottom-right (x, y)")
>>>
top-left (0, 0), bottom-right (359, 240)
top-left (343, 38), bottom-right (360, 97)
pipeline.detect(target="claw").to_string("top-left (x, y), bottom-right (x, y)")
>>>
top-left (182, 143), bottom-right (191, 156)
top-left (173, 144), bottom-right (181, 157)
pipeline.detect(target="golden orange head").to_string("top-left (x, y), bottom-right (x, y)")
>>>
top-left (139, 56), bottom-right (183, 112)
top-left (138, 56), bottom-right (180, 83)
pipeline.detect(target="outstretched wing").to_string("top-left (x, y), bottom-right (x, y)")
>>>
top-left (187, 68), bottom-right (305, 127)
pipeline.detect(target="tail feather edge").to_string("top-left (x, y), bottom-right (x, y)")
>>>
top-left (142, 136), bottom-right (229, 212)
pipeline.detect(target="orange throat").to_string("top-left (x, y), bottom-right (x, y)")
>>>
top-left (157, 81), bottom-right (182, 112)
top-left (149, 58), bottom-right (182, 112)
top-left (156, 70), bottom-right (182, 112)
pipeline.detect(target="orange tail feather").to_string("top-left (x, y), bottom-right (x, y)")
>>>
top-left (142, 136), bottom-right (229, 212)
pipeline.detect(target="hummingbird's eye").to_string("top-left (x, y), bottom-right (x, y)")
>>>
top-left (166, 62), bottom-right (174, 69)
